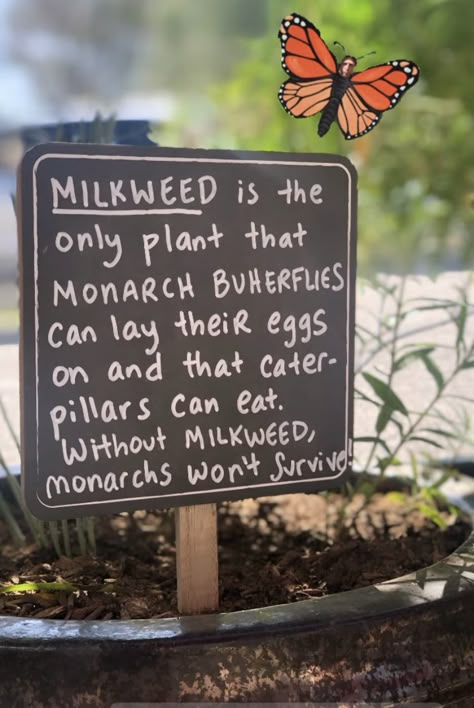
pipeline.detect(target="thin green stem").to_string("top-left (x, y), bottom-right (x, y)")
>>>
top-left (85, 517), bottom-right (96, 556)
top-left (0, 451), bottom-right (46, 546)
top-left (0, 490), bottom-right (25, 545)
top-left (48, 521), bottom-right (63, 557)
top-left (363, 277), bottom-right (407, 474)
top-left (35, 519), bottom-right (50, 548)
top-left (0, 396), bottom-right (21, 455)
top-left (61, 519), bottom-right (72, 557)
top-left (355, 308), bottom-right (472, 375)
top-left (383, 340), bottom-right (474, 471)
top-left (75, 518), bottom-right (87, 556)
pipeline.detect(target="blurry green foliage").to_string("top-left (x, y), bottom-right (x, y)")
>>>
top-left (142, 0), bottom-right (267, 90)
top-left (189, 0), bottom-right (474, 274)
top-left (8, 0), bottom-right (474, 274)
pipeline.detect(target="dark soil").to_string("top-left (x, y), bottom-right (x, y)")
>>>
top-left (0, 491), bottom-right (470, 620)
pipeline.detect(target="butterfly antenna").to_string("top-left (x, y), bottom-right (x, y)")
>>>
top-left (333, 41), bottom-right (347, 54)
top-left (357, 50), bottom-right (376, 60)
top-left (334, 41), bottom-right (346, 54)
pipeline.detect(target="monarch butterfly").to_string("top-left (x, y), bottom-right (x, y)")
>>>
top-left (278, 12), bottom-right (420, 140)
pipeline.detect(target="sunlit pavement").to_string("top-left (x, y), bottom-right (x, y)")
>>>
top-left (0, 271), bottom-right (473, 471)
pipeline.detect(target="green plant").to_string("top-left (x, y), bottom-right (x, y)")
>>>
top-left (197, 0), bottom-right (474, 274)
top-left (384, 453), bottom-right (459, 530)
top-left (0, 396), bottom-right (97, 556)
top-left (352, 274), bottom-right (473, 523)
top-left (0, 115), bottom-right (118, 557)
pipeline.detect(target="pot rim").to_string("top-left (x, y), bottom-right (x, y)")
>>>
top-left (0, 471), bottom-right (473, 645)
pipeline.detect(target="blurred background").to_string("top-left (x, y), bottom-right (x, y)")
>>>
top-left (0, 0), bottom-right (473, 329)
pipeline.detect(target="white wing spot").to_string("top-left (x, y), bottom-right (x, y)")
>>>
top-left (404, 66), bottom-right (411, 73)
top-left (300, 20), bottom-right (306, 27)
top-left (294, 16), bottom-right (300, 23)
top-left (395, 92), bottom-right (400, 98)
top-left (407, 76), bottom-right (415, 84)
top-left (393, 61), bottom-right (399, 66)
top-left (284, 21), bottom-right (290, 27)
top-left (282, 34), bottom-right (288, 40)
top-left (400, 85), bottom-right (406, 91)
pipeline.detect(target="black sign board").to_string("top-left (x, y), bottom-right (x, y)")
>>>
top-left (18, 144), bottom-right (357, 520)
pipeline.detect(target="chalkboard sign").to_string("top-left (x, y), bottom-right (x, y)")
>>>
top-left (18, 144), bottom-right (357, 520)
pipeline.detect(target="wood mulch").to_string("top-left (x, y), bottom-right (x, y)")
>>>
top-left (0, 490), bottom-right (470, 619)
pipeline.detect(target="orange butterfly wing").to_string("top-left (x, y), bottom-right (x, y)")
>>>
top-left (337, 88), bottom-right (382, 140)
top-left (278, 13), bottom-right (337, 119)
top-left (279, 78), bottom-right (334, 118)
top-left (338, 61), bottom-right (420, 140)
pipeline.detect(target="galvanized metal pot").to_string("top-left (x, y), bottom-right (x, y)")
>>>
top-left (0, 474), bottom-right (473, 707)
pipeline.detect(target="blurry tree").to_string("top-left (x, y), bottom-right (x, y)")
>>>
top-left (7, 0), bottom-right (267, 111)
top-left (140, 0), bottom-right (266, 91)
top-left (8, 0), bottom-right (149, 110)
top-left (200, 0), bottom-right (474, 274)
top-left (6, 0), bottom-right (473, 273)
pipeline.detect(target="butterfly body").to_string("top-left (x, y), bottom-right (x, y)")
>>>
top-left (318, 72), bottom-right (353, 137)
top-left (278, 13), bottom-right (420, 140)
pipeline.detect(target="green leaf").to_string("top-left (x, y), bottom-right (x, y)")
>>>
top-left (405, 296), bottom-right (459, 310)
top-left (0, 581), bottom-right (77, 594)
top-left (385, 491), bottom-right (408, 505)
top-left (362, 373), bottom-right (408, 415)
top-left (419, 427), bottom-right (456, 439)
top-left (397, 341), bottom-right (436, 353)
top-left (372, 280), bottom-right (397, 297)
top-left (394, 347), bottom-right (435, 372)
top-left (420, 486), bottom-right (448, 503)
top-left (354, 481), bottom-right (377, 497)
top-left (407, 302), bottom-right (456, 312)
top-left (455, 301), bottom-right (468, 354)
top-left (409, 435), bottom-right (443, 449)
top-left (448, 504), bottom-right (461, 518)
top-left (445, 394), bottom-right (474, 403)
top-left (377, 455), bottom-right (402, 472)
top-left (420, 353), bottom-right (444, 391)
top-left (354, 387), bottom-right (380, 406)
top-left (376, 403), bottom-right (394, 434)
top-left (355, 436), bottom-right (392, 454)
top-left (388, 415), bottom-right (406, 438)
top-left (356, 323), bottom-right (378, 338)
top-left (416, 503), bottom-right (448, 529)
top-left (377, 456), bottom-right (394, 473)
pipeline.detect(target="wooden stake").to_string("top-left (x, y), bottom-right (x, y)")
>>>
top-left (175, 503), bottom-right (219, 615)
